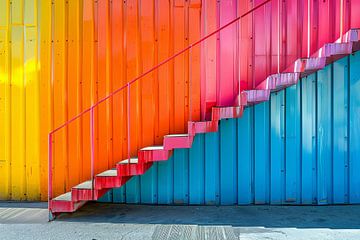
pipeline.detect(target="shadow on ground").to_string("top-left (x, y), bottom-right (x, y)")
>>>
top-left (55, 202), bottom-right (360, 229)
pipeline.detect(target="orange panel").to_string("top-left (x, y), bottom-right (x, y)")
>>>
top-left (67, 0), bottom-right (82, 189)
top-left (81, 1), bottom-right (95, 182)
top-left (53, 0), bottom-right (68, 197)
top-left (173, 1), bottom-right (187, 133)
top-left (111, 0), bottom-right (125, 165)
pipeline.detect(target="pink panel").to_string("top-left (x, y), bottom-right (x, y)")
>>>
top-left (201, 0), bottom-right (218, 120)
top-left (351, 0), bottom-right (360, 28)
top-left (217, 0), bottom-right (238, 106)
top-left (239, 0), bottom-right (253, 92)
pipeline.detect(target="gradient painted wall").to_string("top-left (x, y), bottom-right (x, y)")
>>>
top-left (100, 52), bottom-right (360, 205)
top-left (1, 0), bottom-right (360, 201)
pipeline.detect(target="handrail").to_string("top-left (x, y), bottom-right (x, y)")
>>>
top-left (49, 0), bottom-right (271, 136)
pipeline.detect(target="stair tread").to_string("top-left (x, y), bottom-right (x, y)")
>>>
top-left (73, 180), bottom-right (93, 190)
top-left (141, 146), bottom-right (164, 151)
top-left (53, 192), bottom-right (72, 202)
top-left (165, 134), bottom-right (189, 138)
top-left (96, 168), bottom-right (117, 177)
top-left (118, 158), bottom-right (138, 164)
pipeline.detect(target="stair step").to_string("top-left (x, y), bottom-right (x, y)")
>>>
top-left (116, 158), bottom-right (151, 176)
top-left (165, 134), bottom-right (189, 138)
top-left (138, 146), bottom-right (172, 163)
top-left (163, 134), bottom-right (194, 150)
top-left (188, 121), bottom-right (218, 135)
top-left (243, 90), bottom-right (270, 105)
top-left (73, 180), bottom-right (93, 190)
top-left (211, 106), bottom-right (243, 121)
top-left (97, 168), bottom-right (117, 177)
top-left (141, 145), bottom-right (164, 151)
top-left (118, 158), bottom-right (138, 164)
top-left (95, 168), bottom-right (130, 190)
top-left (53, 192), bottom-right (72, 201)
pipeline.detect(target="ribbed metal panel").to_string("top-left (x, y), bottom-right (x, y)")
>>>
top-left (100, 52), bottom-right (360, 205)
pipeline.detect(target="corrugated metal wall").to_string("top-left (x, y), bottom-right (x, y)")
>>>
top-left (100, 52), bottom-right (360, 205)
top-left (0, 0), bottom-right (46, 200)
top-left (2, 0), bottom-right (360, 202)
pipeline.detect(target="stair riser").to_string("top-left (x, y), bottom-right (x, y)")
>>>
top-left (95, 176), bottom-right (130, 190)
top-left (163, 137), bottom-right (194, 150)
top-left (212, 107), bottom-right (244, 121)
top-left (117, 163), bottom-right (152, 176)
top-left (50, 200), bottom-right (86, 213)
top-left (71, 188), bottom-right (109, 201)
top-left (188, 121), bottom-right (218, 135)
top-left (138, 150), bottom-right (172, 163)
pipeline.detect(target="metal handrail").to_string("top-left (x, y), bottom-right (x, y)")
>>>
top-left (48, 0), bottom-right (272, 206)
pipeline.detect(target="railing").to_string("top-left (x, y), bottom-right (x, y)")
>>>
top-left (49, 0), bottom-right (351, 207)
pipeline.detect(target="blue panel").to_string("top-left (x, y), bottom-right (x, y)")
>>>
top-left (98, 190), bottom-right (113, 202)
top-left (301, 74), bottom-right (317, 204)
top-left (125, 176), bottom-right (140, 203)
top-left (157, 156), bottom-right (174, 204)
top-left (220, 119), bottom-right (237, 205)
top-left (285, 83), bottom-right (301, 204)
top-left (238, 107), bottom-right (254, 204)
top-left (204, 131), bottom-right (220, 205)
top-left (113, 186), bottom-right (126, 203)
top-left (317, 65), bottom-right (333, 204)
top-left (332, 57), bottom-right (349, 204)
top-left (106, 54), bottom-right (360, 206)
top-left (254, 101), bottom-right (270, 204)
top-left (189, 134), bottom-right (205, 204)
top-left (140, 163), bottom-right (158, 204)
top-left (349, 51), bottom-right (360, 203)
top-left (173, 148), bottom-right (189, 204)
top-left (270, 91), bottom-right (285, 204)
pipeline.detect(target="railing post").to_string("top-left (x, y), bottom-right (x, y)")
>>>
top-left (48, 133), bottom-right (53, 219)
top-left (189, 47), bottom-right (193, 122)
top-left (90, 107), bottom-right (95, 199)
top-left (127, 83), bottom-right (131, 163)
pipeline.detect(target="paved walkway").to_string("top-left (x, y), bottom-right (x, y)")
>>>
top-left (0, 202), bottom-right (359, 239)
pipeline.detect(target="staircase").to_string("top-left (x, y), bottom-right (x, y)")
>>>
top-left (48, 27), bottom-right (360, 218)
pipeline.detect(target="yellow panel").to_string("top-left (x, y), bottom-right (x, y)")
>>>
top-left (39, 0), bottom-right (52, 201)
top-left (25, 26), bottom-right (40, 200)
top-left (10, 26), bottom-right (26, 200)
top-left (53, 0), bottom-right (68, 196)
top-left (0, 28), bottom-right (10, 200)
top-left (0, 1), bottom-right (8, 27)
top-left (25, 0), bottom-right (36, 26)
top-left (11, 0), bottom-right (24, 25)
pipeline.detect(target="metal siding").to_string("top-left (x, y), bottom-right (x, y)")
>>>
top-left (237, 107), bottom-right (254, 204)
top-left (254, 101), bottom-right (270, 204)
top-left (285, 84), bottom-right (301, 204)
top-left (112, 55), bottom-right (360, 205)
top-left (349, 51), bottom-right (360, 203)
top-left (2, 0), bottom-right (360, 202)
top-left (220, 119), bottom-right (237, 205)
top-left (317, 65), bottom-right (333, 204)
top-left (204, 131), bottom-right (220, 205)
top-left (301, 73), bottom-right (317, 204)
top-left (270, 91), bottom-right (285, 204)
top-left (189, 134), bottom-right (205, 204)
top-left (332, 57), bottom-right (349, 204)
top-left (173, 148), bottom-right (189, 204)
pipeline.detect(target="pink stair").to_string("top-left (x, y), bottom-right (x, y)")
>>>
top-left (49, 28), bottom-right (360, 217)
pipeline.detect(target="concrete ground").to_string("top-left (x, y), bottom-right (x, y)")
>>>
top-left (0, 202), bottom-right (360, 240)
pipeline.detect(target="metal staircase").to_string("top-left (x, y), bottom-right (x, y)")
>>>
top-left (48, 0), bottom-right (360, 219)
